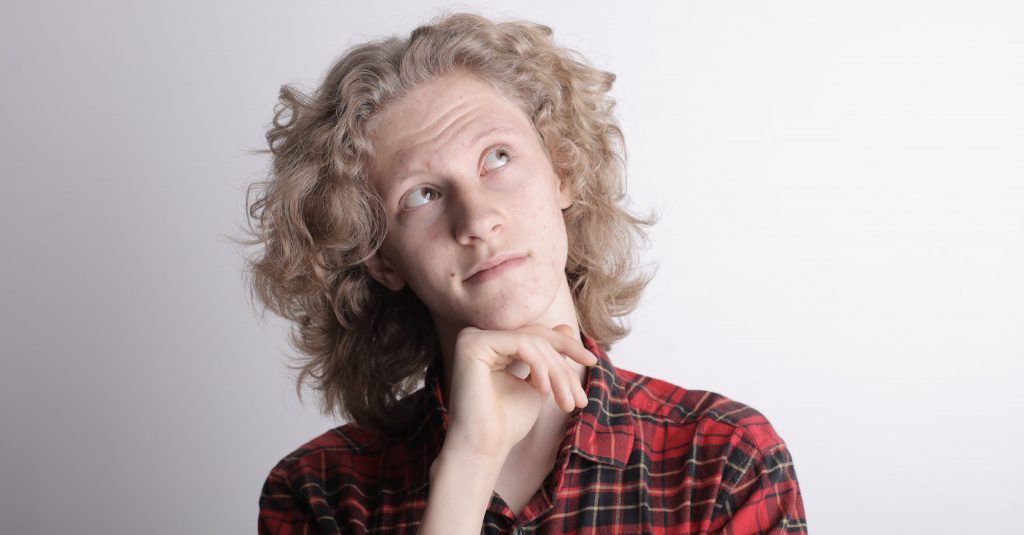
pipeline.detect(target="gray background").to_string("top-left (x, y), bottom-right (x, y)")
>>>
top-left (2, 1), bottom-right (1022, 533)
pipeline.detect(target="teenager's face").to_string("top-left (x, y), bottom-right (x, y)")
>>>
top-left (364, 72), bottom-right (574, 335)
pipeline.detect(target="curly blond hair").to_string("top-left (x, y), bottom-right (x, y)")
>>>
top-left (240, 11), bottom-right (656, 434)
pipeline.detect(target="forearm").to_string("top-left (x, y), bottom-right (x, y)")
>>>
top-left (418, 446), bottom-right (505, 534)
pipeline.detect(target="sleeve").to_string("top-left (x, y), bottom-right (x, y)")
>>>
top-left (258, 467), bottom-right (332, 535)
top-left (712, 434), bottom-right (808, 534)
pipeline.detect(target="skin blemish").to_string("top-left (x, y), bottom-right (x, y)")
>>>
top-left (368, 72), bottom-right (573, 337)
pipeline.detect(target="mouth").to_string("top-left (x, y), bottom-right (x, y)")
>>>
top-left (464, 252), bottom-right (528, 283)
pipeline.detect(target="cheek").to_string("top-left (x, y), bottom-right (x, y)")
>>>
top-left (547, 216), bottom-right (570, 268)
top-left (401, 228), bottom-right (458, 287)
top-left (519, 193), bottom-right (570, 267)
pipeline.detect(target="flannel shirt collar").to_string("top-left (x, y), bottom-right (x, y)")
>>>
top-left (414, 333), bottom-right (635, 469)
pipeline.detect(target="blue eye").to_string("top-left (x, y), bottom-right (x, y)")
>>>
top-left (402, 186), bottom-right (441, 209)
top-left (483, 147), bottom-right (510, 172)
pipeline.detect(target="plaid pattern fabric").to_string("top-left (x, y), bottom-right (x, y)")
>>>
top-left (259, 336), bottom-right (808, 534)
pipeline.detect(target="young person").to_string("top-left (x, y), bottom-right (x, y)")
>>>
top-left (248, 12), bottom-right (807, 534)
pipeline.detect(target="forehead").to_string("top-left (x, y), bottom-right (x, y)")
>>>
top-left (367, 73), bottom-right (535, 180)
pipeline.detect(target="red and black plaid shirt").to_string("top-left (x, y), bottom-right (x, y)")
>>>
top-left (259, 336), bottom-right (808, 534)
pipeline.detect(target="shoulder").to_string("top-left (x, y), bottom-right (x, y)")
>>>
top-left (613, 364), bottom-right (790, 456)
top-left (611, 365), bottom-right (807, 531)
top-left (258, 395), bottom-right (441, 532)
top-left (260, 384), bottom-right (438, 492)
top-left (262, 422), bottom-right (387, 488)
top-left (258, 424), bottom-right (394, 532)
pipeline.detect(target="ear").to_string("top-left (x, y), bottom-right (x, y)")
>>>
top-left (363, 250), bottom-right (407, 291)
top-left (557, 176), bottom-right (574, 210)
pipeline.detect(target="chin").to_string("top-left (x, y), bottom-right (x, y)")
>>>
top-left (467, 310), bottom-right (545, 331)
top-left (488, 318), bottom-right (544, 331)
top-left (461, 292), bottom-right (557, 331)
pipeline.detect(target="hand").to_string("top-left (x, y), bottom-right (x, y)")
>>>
top-left (442, 324), bottom-right (598, 463)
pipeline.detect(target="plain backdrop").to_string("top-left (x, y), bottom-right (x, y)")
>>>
top-left (2, 1), bottom-right (1022, 533)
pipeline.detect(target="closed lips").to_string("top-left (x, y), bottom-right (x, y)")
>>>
top-left (464, 253), bottom-right (526, 281)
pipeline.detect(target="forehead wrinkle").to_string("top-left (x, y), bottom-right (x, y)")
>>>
top-left (383, 102), bottom-right (512, 182)
top-left (370, 76), bottom-right (535, 192)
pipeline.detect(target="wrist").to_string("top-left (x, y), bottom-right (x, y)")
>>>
top-left (430, 442), bottom-right (507, 483)
top-left (422, 444), bottom-right (504, 532)
top-left (441, 422), bottom-right (512, 462)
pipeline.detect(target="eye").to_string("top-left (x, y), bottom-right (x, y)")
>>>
top-left (482, 147), bottom-right (510, 173)
top-left (402, 185), bottom-right (441, 209)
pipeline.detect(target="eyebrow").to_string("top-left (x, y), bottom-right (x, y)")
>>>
top-left (384, 126), bottom-right (517, 187)
top-left (470, 126), bottom-right (513, 146)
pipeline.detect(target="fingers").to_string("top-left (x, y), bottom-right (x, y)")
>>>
top-left (503, 333), bottom-right (587, 413)
top-left (569, 363), bottom-right (589, 408)
top-left (514, 324), bottom-right (597, 364)
top-left (455, 324), bottom-right (594, 413)
top-left (538, 339), bottom-right (589, 412)
top-left (562, 351), bottom-right (589, 410)
top-left (538, 343), bottom-right (573, 411)
top-left (520, 325), bottom-right (595, 412)
top-left (524, 353), bottom-right (551, 394)
top-left (543, 325), bottom-right (599, 366)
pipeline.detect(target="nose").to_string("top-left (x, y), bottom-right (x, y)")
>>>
top-left (451, 186), bottom-right (503, 245)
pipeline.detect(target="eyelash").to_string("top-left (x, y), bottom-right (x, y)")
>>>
top-left (400, 146), bottom-right (511, 210)
top-left (483, 147), bottom-right (511, 172)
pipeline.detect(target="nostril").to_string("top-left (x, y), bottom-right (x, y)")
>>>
top-left (453, 209), bottom-right (503, 244)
